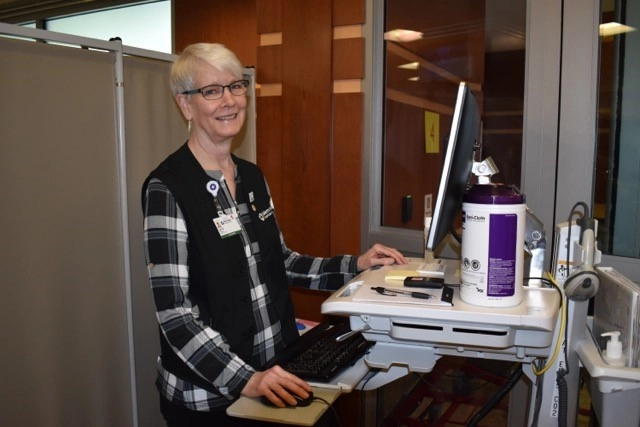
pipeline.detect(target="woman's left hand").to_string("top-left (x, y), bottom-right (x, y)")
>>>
top-left (357, 243), bottom-right (407, 271)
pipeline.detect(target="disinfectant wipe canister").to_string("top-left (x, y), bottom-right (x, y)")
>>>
top-left (460, 184), bottom-right (526, 307)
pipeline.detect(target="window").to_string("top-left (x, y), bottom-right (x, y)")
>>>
top-left (595, 0), bottom-right (640, 259)
top-left (25, 1), bottom-right (171, 53)
top-left (381, 0), bottom-right (525, 233)
top-left (366, 0), bottom-right (526, 255)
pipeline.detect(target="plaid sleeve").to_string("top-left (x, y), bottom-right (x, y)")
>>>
top-left (143, 178), bottom-right (254, 400)
top-left (282, 242), bottom-right (359, 290)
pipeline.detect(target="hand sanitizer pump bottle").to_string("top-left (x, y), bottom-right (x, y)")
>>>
top-left (601, 331), bottom-right (626, 367)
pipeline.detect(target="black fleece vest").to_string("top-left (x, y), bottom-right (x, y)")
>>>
top-left (142, 143), bottom-right (299, 392)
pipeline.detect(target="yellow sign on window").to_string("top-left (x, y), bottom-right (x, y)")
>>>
top-left (425, 111), bottom-right (439, 154)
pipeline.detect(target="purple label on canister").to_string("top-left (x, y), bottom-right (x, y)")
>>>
top-left (487, 213), bottom-right (517, 296)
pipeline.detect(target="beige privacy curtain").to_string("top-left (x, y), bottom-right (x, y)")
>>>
top-left (0, 37), bottom-right (133, 426)
top-left (122, 54), bottom-right (188, 427)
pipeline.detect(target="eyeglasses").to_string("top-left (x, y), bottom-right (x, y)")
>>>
top-left (181, 79), bottom-right (249, 100)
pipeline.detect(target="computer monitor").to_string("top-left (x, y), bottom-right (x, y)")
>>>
top-left (425, 82), bottom-right (481, 253)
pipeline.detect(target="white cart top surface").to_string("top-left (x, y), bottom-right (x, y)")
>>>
top-left (322, 262), bottom-right (560, 332)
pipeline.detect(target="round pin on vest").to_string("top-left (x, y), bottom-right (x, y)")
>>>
top-left (206, 180), bottom-right (219, 197)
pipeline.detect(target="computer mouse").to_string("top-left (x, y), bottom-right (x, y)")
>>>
top-left (260, 391), bottom-right (314, 408)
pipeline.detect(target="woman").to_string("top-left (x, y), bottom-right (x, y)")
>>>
top-left (142, 43), bottom-right (406, 425)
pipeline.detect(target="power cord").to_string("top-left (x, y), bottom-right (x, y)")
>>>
top-left (527, 274), bottom-right (570, 426)
top-left (311, 395), bottom-right (341, 427)
top-left (523, 276), bottom-right (555, 288)
top-left (467, 364), bottom-right (523, 427)
top-left (531, 274), bottom-right (567, 376)
top-left (529, 361), bottom-right (544, 427)
top-left (358, 368), bottom-right (380, 427)
top-left (307, 368), bottom-right (381, 427)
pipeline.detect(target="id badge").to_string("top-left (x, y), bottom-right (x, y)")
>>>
top-left (213, 212), bottom-right (242, 238)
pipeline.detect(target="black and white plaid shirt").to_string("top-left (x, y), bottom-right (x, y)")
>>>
top-left (143, 168), bottom-right (357, 411)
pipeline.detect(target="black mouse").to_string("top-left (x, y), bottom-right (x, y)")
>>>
top-left (260, 391), bottom-right (314, 407)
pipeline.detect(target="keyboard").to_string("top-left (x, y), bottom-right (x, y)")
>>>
top-left (265, 319), bottom-right (374, 382)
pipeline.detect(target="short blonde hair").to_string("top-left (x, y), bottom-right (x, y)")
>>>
top-left (170, 43), bottom-right (243, 96)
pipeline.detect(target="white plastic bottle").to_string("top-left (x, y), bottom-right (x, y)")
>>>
top-left (460, 183), bottom-right (525, 307)
top-left (601, 331), bottom-right (626, 367)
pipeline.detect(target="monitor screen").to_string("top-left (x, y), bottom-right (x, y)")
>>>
top-left (425, 82), bottom-right (480, 253)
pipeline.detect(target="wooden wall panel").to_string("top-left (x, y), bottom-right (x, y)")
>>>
top-left (332, 38), bottom-right (364, 80)
top-left (280, 0), bottom-right (333, 256)
top-left (331, 93), bottom-right (363, 256)
top-left (256, 96), bottom-right (283, 215)
top-left (174, 0), bottom-right (258, 68)
top-left (332, 0), bottom-right (365, 26)
top-left (257, 0), bottom-right (282, 33)
top-left (256, 44), bottom-right (282, 83)
top-left (289, 287), bottom-right (332, 322)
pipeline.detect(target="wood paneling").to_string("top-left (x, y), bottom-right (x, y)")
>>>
top-left (256, 44), bottom-right (282, 83)
top-left (332, 0), bottom-right (365, 26)
top-left (280, 0), bottom-right (333, 256)
top-left (290, 287), bottom-right (332, 322)
top-left (332, 37), bottom-right (364, 80)
top-left (257, 0), bottom-right (282, 33)
top-left (331, 93), bottom-right (363, 256)
top-left (256, 96), bottom-right (283, 214)
top-left (174, 0), bottom-right (258, 68)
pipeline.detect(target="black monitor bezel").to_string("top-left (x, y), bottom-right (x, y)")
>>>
top-left (425, 82), bottom-right (480, 253)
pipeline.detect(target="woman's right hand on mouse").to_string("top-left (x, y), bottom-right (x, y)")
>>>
top-left (241, 365), bottom-right (312, 407)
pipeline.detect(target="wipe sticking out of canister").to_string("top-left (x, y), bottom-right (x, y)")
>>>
top-left (460, 184), bottom-right (525, 307)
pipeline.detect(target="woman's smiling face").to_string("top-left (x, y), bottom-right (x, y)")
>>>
top-left (179, 65), bottom-right (247, 145)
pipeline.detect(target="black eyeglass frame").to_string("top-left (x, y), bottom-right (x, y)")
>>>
top-left (181, 79), bottom-right (249, 100)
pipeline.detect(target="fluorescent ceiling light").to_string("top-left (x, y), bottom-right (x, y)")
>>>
top-left (408, 76), bottom-right (420, 82)
top-left (599, 22), bottom-right (637, 37)
top-left (398, 62), bottom-right (420, 70)
top-left (384, 29), bottom-right (423, 42)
